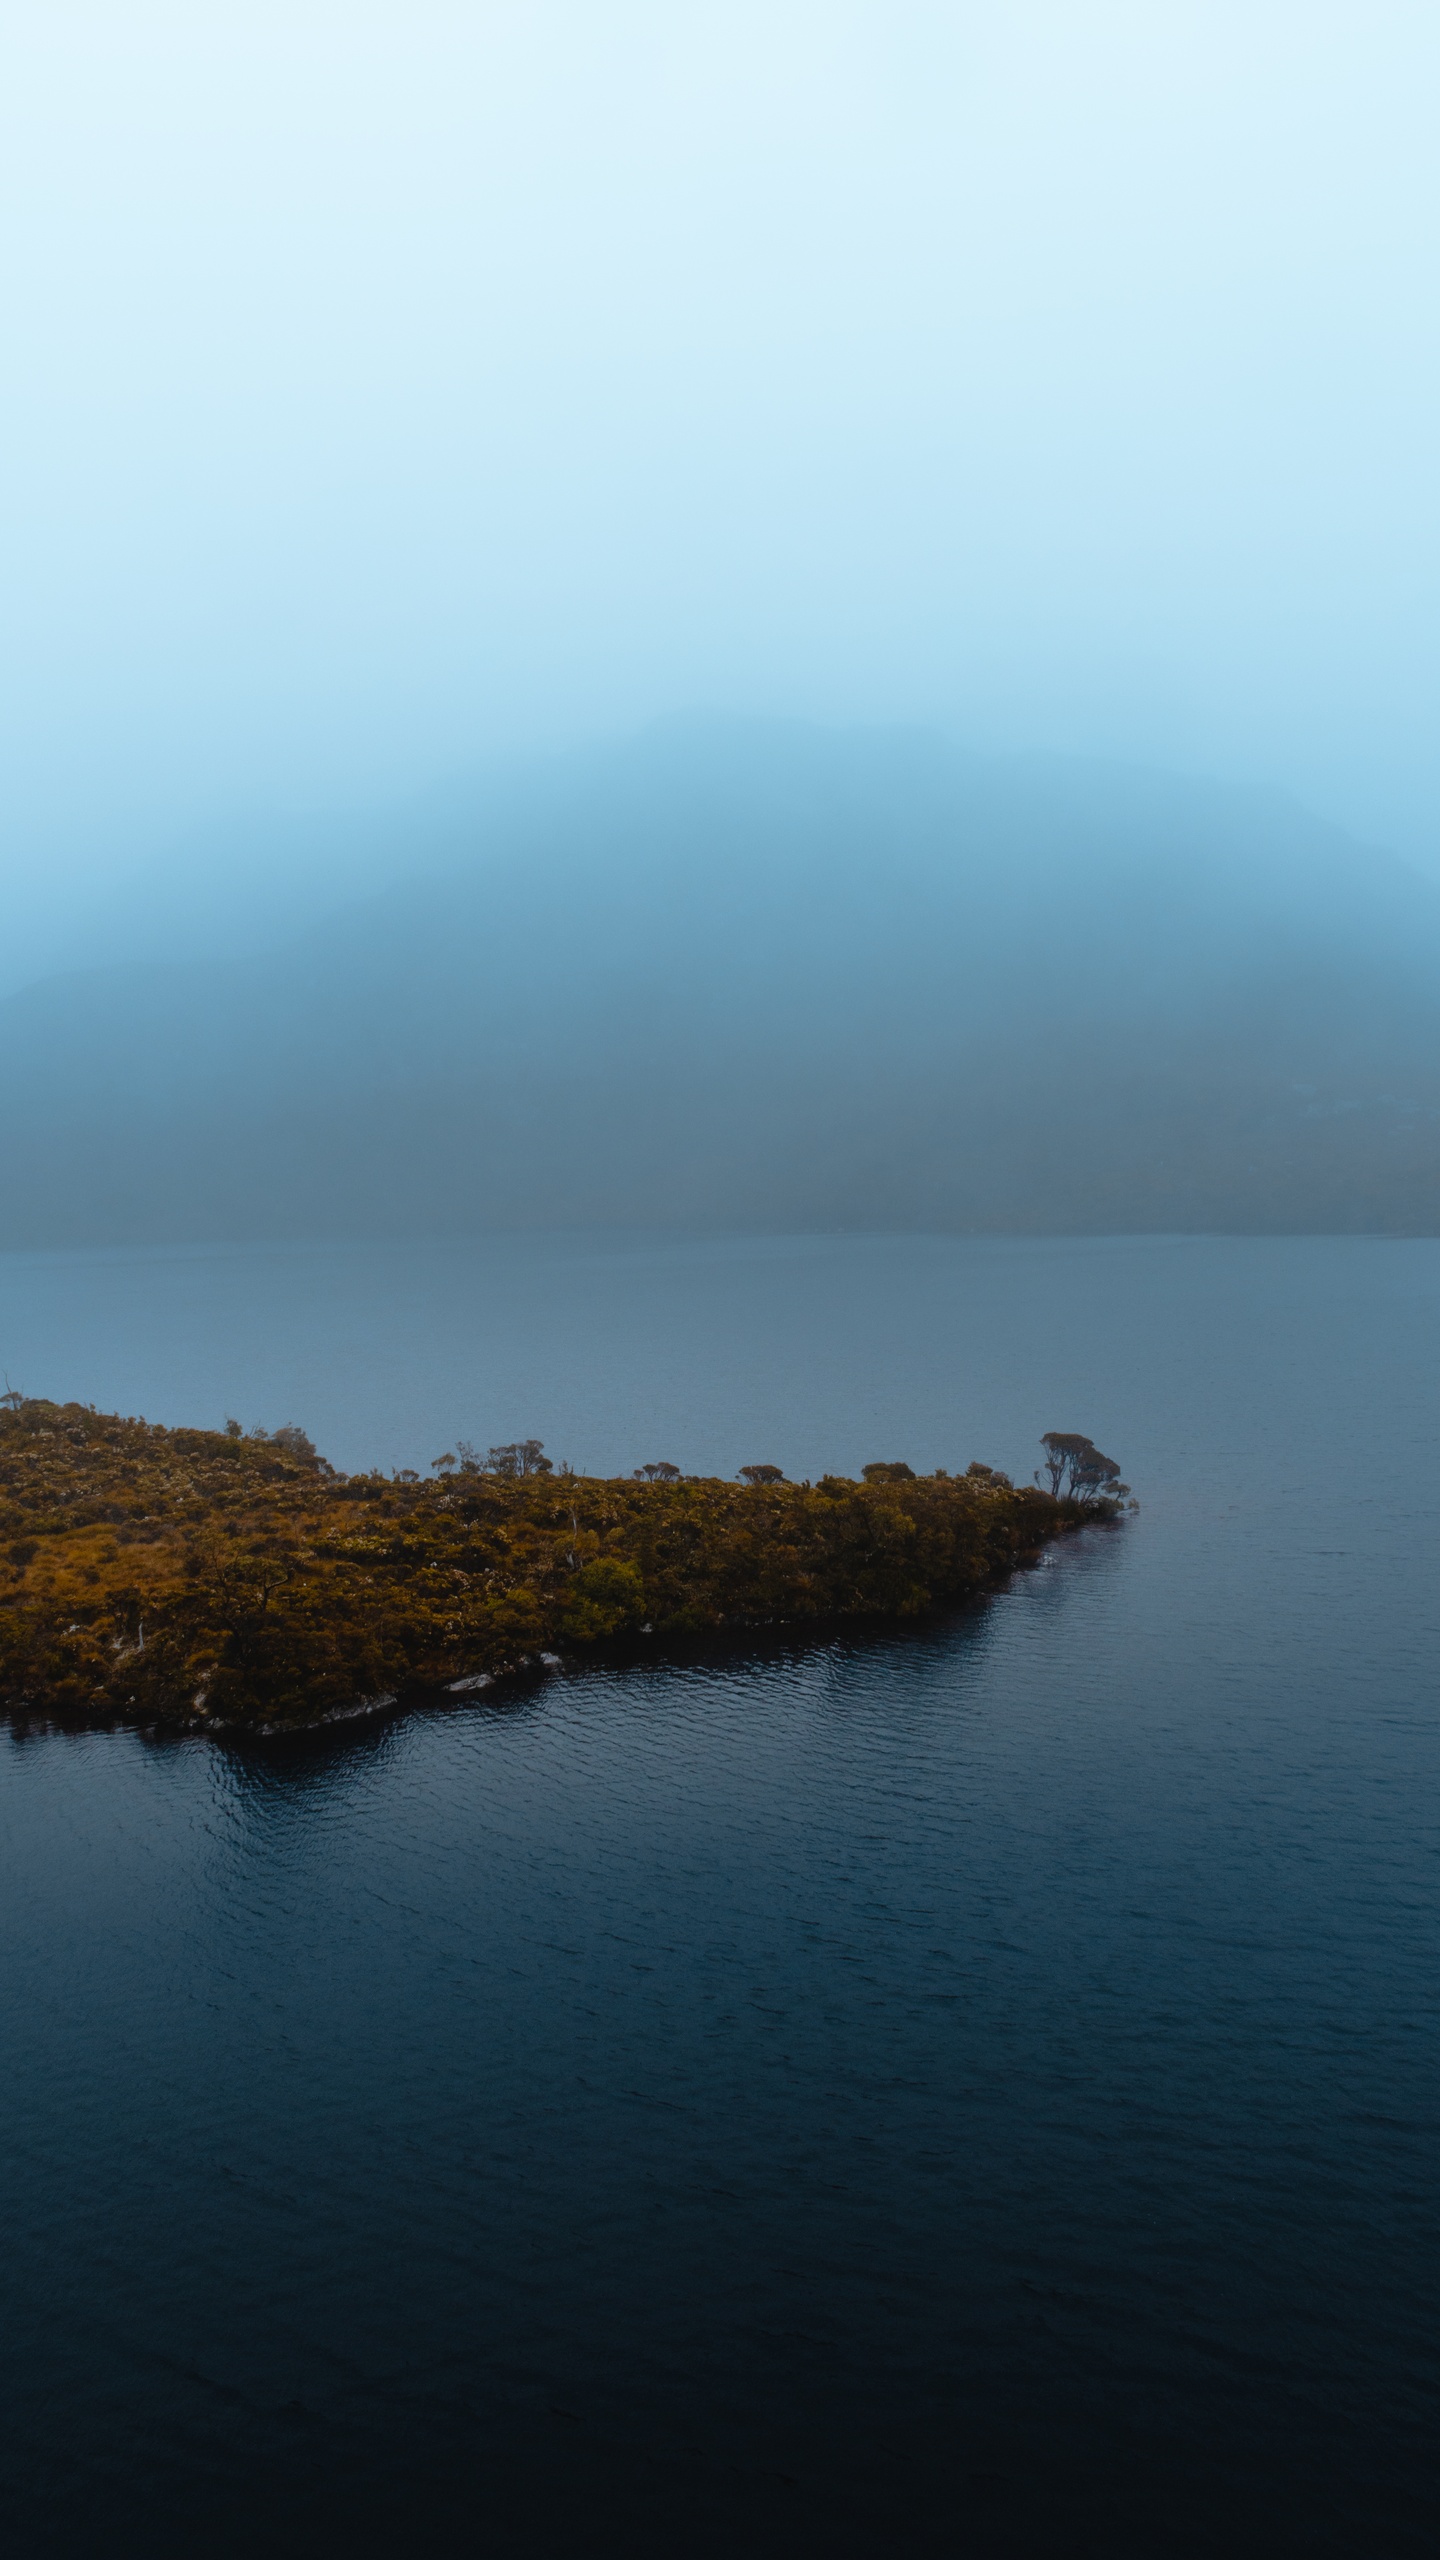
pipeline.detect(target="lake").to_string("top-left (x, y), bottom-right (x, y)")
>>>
top-left (1, 1232), bottom-right (1437, 2554)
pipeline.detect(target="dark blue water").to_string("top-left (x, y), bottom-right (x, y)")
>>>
top-left (2, 1235), bottom-right (1437, 2555)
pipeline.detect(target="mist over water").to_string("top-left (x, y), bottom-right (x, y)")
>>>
top-left (6, 720), bottom-right (1440, 1245)
top-left (4, 16), bottom-right (1438, 1245)
top-left (6, 11), bottom-right (1440, 2552)
top-left (6, 14), bottom-right (1440, 1241)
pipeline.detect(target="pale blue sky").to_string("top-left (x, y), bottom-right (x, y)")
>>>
top-left (5, 0), bottom-right (1439, 921)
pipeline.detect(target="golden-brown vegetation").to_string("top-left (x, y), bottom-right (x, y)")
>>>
top-left (0, 1401), bottom-right (1115, 1730)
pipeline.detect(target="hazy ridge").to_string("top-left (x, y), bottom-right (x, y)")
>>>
top-left (6, 720), bottom-right (1440, 1245)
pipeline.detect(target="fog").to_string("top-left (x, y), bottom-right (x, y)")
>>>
top-left (5, 7), bottom-right (1440, 1239)
top-left (6, 719), bottom-right (1440, 1242)
top-left (7, 5), bottom-right (1440, 890)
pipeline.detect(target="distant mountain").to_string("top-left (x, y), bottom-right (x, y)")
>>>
top-left (5, 719), bottom-right (1440, 1244)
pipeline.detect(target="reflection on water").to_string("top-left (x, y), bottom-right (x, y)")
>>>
top-left (2, 1237), bottom-right (1438, 2554)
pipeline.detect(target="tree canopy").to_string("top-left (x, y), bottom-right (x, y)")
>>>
top-left (0, 1399), bottom-right (1127, 1730)
top-left (458, 1439), bottom-right (553, 1479)
top-left (1037, 1433), bottom-right (1128, 1501)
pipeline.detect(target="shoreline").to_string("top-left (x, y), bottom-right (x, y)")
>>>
top-left (0, 1399), bottom-right (1125, 1734)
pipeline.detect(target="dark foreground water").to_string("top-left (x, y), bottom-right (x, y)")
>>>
top-left (2, 1234), bottom-right (1437, 2556)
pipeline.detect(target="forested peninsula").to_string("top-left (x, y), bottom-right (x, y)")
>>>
top-left (0, 1399), bottom-right (1127, 1732)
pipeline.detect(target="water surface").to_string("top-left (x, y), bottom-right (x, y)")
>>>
top-left (1, 1235), bottom-right (1436, 2553)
